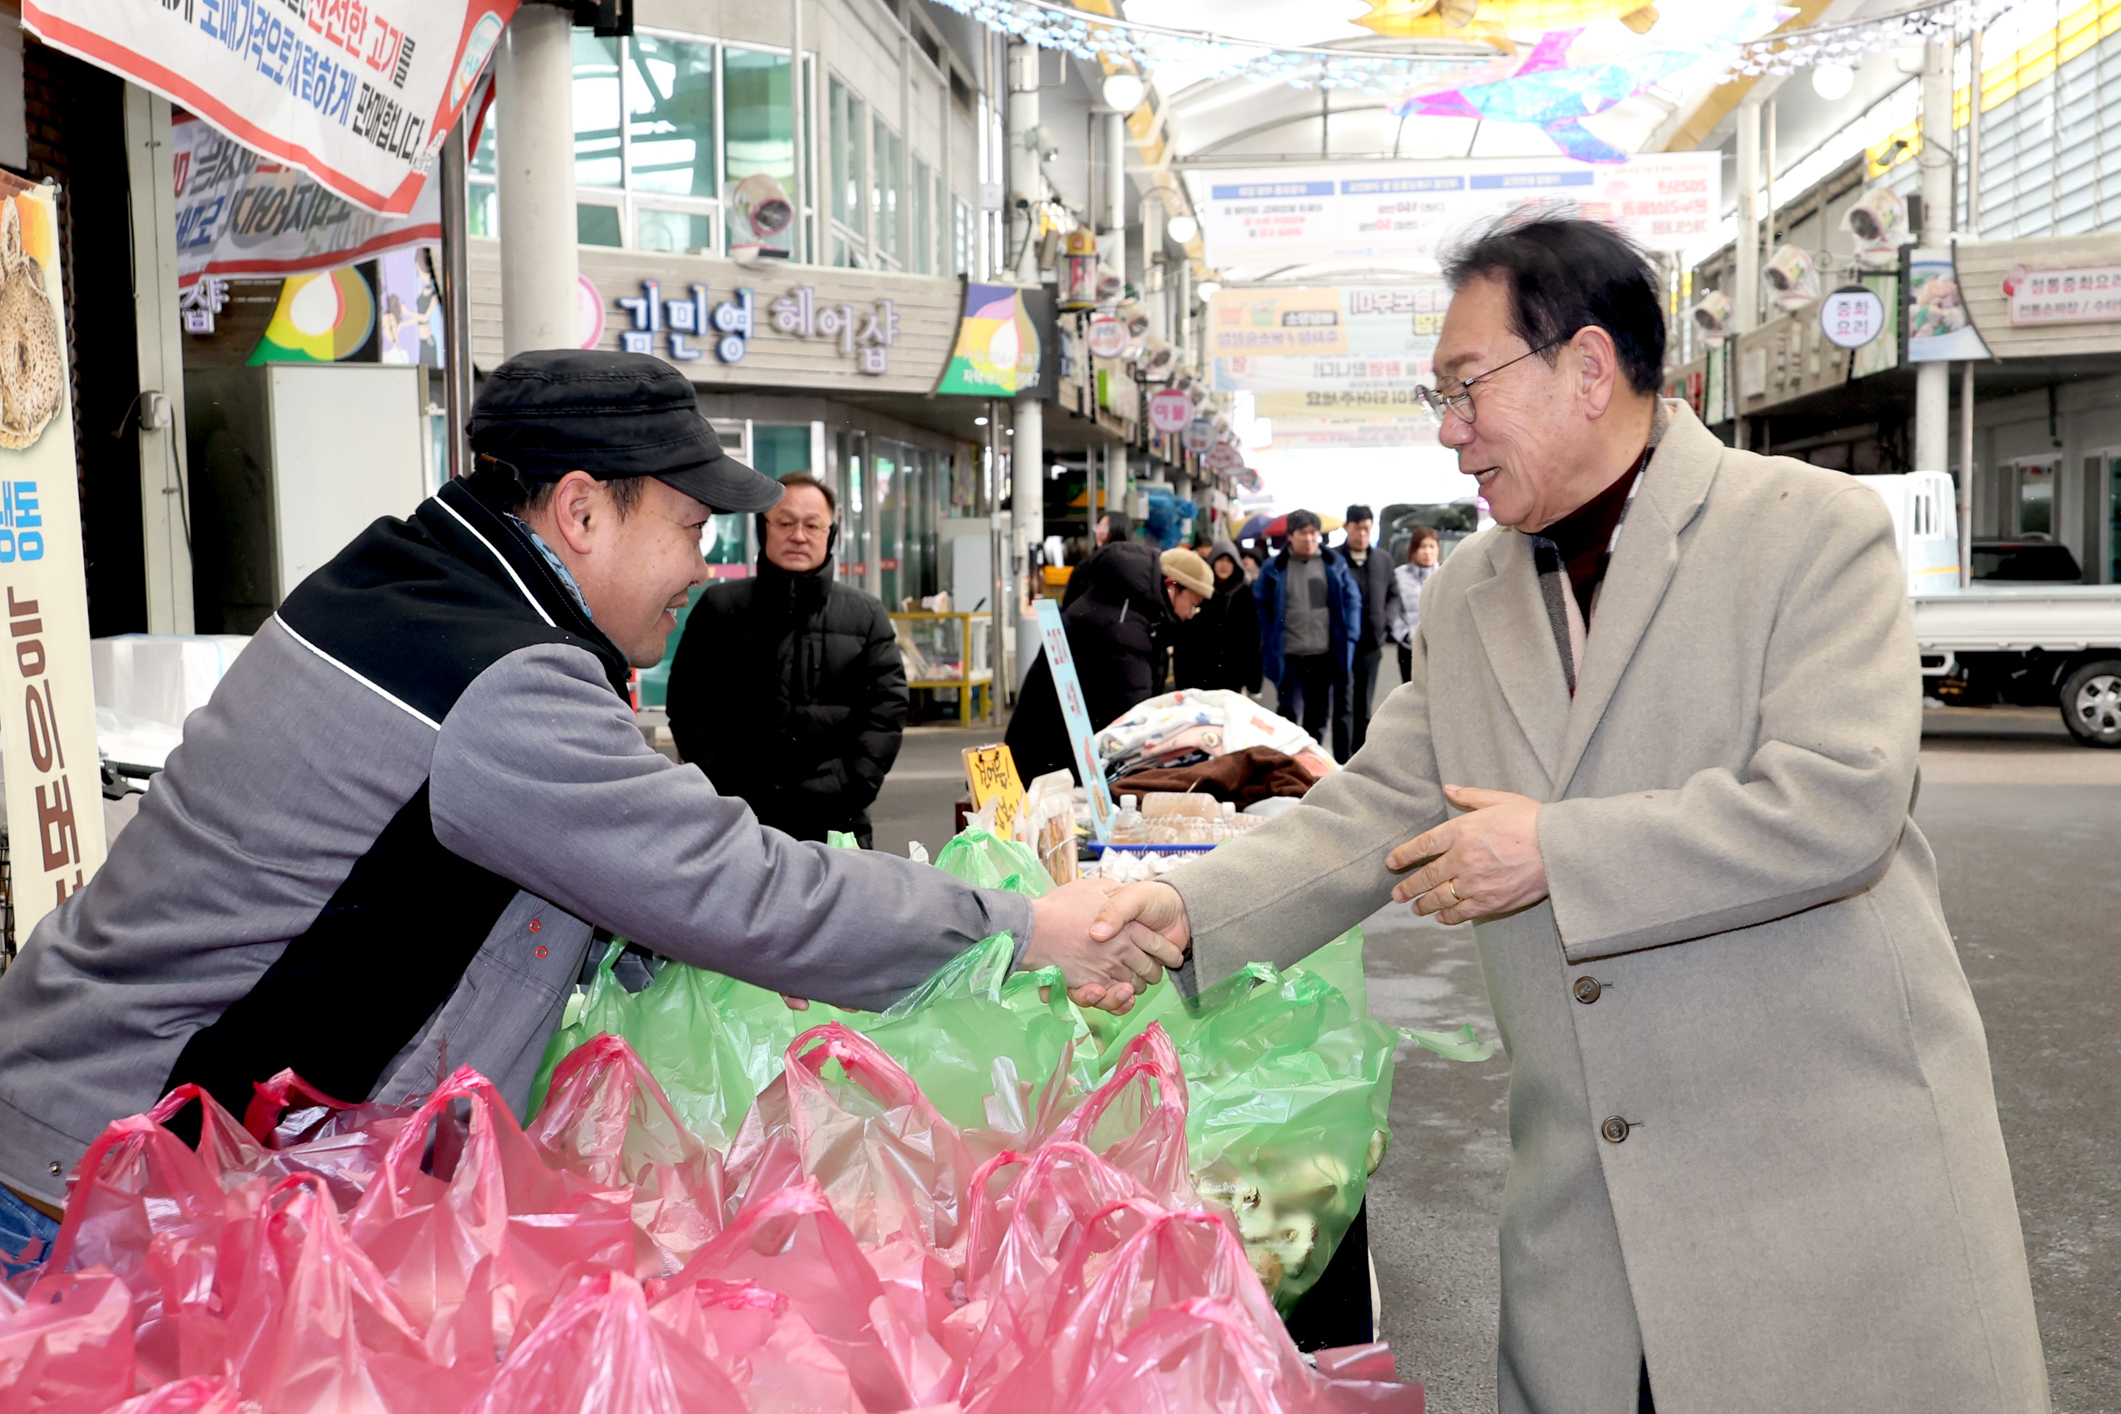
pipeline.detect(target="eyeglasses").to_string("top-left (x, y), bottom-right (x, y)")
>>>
top-left (765, 515), bottom-right (833, 536)
top-left (1413, 337), bottom-right (1566, 427)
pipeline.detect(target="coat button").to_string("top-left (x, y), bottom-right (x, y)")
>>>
top-left (48, 1161), bottom-right (61, 1174)
top-left (1572, 976), bottom-right (1602, 1004)
top-left (1600, 1116), bottom-right (1631, 1144)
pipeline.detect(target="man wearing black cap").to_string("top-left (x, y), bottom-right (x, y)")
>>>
top-left (0, 351), bottom-right (1175, 1227)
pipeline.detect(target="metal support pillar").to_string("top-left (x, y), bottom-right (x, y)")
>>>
top-left (1914, 36), bottom-right (1953, 472)
top-left (1006, 43), bottom-right (1039, 284)
top-left (123, 84), bottom-right (193, 632)
top-left (439, 116), bottom-right (474, 478)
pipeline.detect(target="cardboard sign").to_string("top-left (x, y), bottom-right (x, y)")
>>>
top-left (961, 743), bottom-right (1025, 840)
top-left (0, 183), bottom-right (105, 946)
top-left (1034, 597), bottom-right (1116, 841)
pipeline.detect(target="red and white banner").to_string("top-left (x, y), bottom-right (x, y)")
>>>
top-left (26, 0), bottom-right (517, 215)
top-left (173, 109), bottom-right (440, 286)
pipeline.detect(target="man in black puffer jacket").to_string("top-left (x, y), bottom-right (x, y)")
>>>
top-left (1006, 542), bottom-right (1209, 783)
top-left (667, 473), bottom-right (906, 846)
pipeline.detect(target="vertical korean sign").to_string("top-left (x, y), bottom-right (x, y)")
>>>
top-left (0, 183), bottom-right (103, 943)
top-left (1033, 598), bottom-right (1115, 841)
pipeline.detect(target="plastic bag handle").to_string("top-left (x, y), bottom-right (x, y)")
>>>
top-left (783, 1023), bottom-right (932, 1118)
top-left (242, 1069), bottom-right (361, 1145)
top-left (1052, 1060), bottom-right (1181, 1148)
top-left (368, 1064), bottom-right (510, 1183)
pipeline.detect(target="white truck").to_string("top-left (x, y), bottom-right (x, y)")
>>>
top-left (1857, 471), bottom-right (2121, 747)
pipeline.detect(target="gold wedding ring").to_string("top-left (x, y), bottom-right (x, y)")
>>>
top-left (1444, 879), bottom-right (1463, 904)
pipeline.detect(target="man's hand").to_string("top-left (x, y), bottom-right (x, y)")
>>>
top-left (1388, 784), bottom-right (1547, 925)
top-left (1023, 878), bottom-right (1186, 1014)
top-left (1087, 882), bottom-right (1193, 1005)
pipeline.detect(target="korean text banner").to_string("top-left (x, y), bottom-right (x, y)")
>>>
top-left (1193, 152), bottom-right (1720, 268)
top-left (0, 183), bottom-right (106, 942)
top-left (26, 0), bottom-right (518, 215)
top-left (1208, 282), bottom-right (1447, 363)
top-left (174, 110), bottom-right (439, 286)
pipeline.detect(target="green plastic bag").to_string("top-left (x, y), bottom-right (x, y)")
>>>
top-left (930, 828), bottom-right (1051, 897)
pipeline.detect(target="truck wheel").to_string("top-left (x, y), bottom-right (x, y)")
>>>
top-left (2061, 661), bottom-right (2121, 748)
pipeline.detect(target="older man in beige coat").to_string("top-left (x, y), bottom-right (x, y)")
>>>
top-left (1090, 219), bottom-right (2048, 1413)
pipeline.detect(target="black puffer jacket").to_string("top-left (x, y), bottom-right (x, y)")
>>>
top-left (667, 556), bottom-right (907, 842)
top-left (1006, 542), bottom-right (1174, 784)
top-left (1174, 539), bottom-right (1262, 694)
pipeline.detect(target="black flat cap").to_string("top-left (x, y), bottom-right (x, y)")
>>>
top-left (468, 349), bottom-right (783, 513)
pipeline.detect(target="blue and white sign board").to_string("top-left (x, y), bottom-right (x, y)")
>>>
top-left (1034, 597), bottom-right (1116, 842)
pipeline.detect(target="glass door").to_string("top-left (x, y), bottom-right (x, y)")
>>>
top-left (875, 442), bottom-right (902, 608)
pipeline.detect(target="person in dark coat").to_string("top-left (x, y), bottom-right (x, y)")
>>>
top-left (667, 473), bottom-right (907, 847)
top-left (1007, 543), bottom-right (1209, 783)
top-left (1334, 504), bottom-right (1400, 758)
top-left (1174, 538), bottom-right (1262, 695)
top-left (1255, 510), bottom-right (1363, 754)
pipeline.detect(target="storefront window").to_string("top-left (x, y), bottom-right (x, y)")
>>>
top-left (753, 424), bottom-right (812, 478)
top-left (724, 49), bottom-right (797, 256)
top-left (830, 77), bottom-right (867, 264)
top-left (470, 33), bottom-right (811, 262)
top-left (952, 194), bottom-right (974, 278)
top-left (873, 119), bottom-right (903, 267)
top-left (2019, 460), bottom-right (2055, 537)
top-left (575, 35), bottom-right (623, 189)
top-left (911, 156), bottom-right (933, 275)
top-left (626, 35), bottom-right (716, 196)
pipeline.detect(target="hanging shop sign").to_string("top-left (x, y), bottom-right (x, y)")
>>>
top-left (1819, 284), bottom-right (1886, 350)
top-left (1147, 388), bottom-right (1191, 433)
top-left (935, 282), bottom-right (1043, 397)
top-left (172, 110), bottom-right (440, 288)
top-left (27, 0), bottom-right (517, 216)
top-left (1207, 282), bottom-right (1447, 360)
top-left (1183, 418), bottom-right (1214, 453)
top-left (0, 182), bottom-right (106, 941)
top-left (1194, 152), bottom-right (1719, 269)
top-left (1906, 248), bottom-right (1991, 362)
top-left (1086, 313), bottom-right (1129, 359)
top-left (2003, 262), bottom-right (2121, 327)
top-left (471, 245), bottom-right (972, 394)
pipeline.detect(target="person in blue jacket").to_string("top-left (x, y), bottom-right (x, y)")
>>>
top-left (1255, 509), bottom-right (1363, 752)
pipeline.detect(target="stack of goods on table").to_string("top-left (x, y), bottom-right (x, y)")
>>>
top-left (1095, 691), bottom-right (1335, 810)
top-left (0, 1023), bottom-right (1425, 1413)
top-left (0, 829), bottom-right (1479, 1412)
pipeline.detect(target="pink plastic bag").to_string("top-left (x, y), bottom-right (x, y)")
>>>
top-left (1046, 1028), bottom-right (1194, 1205)
top-left (207, 1176), bottom-right (483, 1414)
top-left (343, 1066), bottom-right (637, 1360)
top-left (527, 1034), bottom-right (728, 1275)
top-left (244, 1071), bottom-right (419, 1213)
top-left (728, 1025), bottom-right (974, 1257)
top-left (107, 1378), bottom-right (246, 1414)
top-left (648, 1277), bottom-right (865, 1414)
top-left (44, 1088), bottom-right (264, 1384)
top-left (1071, 1297), bottom-right (1425, 1414)
top-left (462, 1270), bottom-right (746, 1414)
top-left (0, 1268), bottom-right (138, 1414)
top-left (663, 1181), bottom-right (914, 1412)
top-left (965, 1207), bottom-right (1265, 1414)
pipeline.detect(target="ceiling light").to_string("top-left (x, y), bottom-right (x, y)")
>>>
top-left (1196, 280), bottom-right (1222, 300)
top-left (1164, 213), bottom-right (1199, 244)
top-left (1102, 72), bottom-right (1146, 111)
top-left (973, 416), bottom-right (988, 425)
top-left (1810, 63), bottom-right (1855, 100)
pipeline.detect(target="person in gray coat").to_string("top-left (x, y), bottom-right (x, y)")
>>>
top-left (0, 351), bottom-right (1174, 1256)
top-left (1089, 219), bottom-right (2046, 1414)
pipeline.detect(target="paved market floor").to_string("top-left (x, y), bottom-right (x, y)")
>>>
top-left (868, 696), bottom-right (2121, 1414)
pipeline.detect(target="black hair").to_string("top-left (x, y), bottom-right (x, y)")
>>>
top-left (1099, 511), bottom-right (1132, 539)
top-left (470, 454), bottom-right (646, 518)
top-left (1441, 216), bottom-right (1665, 396)
top-left (1285, 509), bottom-right (1322, 534)
top-left (776, 471), bottom-right (837, 513)
top-left (1345, 504), bottom-right (1374, 524)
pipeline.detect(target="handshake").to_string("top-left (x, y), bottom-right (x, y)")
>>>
top-left (1019, 878), bottom-right (1192, 1013)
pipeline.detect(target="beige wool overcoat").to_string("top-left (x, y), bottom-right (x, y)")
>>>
top-left (1167, 402), bottom-right (2048, 1414)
